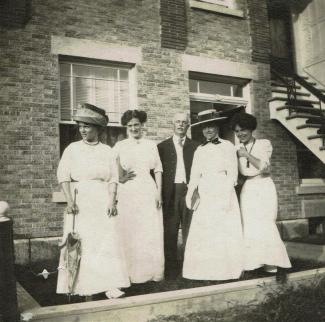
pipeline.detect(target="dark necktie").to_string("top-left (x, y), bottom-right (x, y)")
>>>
top-left (201, 138), bottom-right (221, 146)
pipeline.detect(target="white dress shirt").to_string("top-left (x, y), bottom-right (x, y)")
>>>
top-left (172, 135), bottom-right (187, 183)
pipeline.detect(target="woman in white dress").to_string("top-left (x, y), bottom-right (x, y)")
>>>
top-left (230, 112), bottom-right (291, 273)
top-left (183, 109), bottom-right (243, 280)
top-left (114, 110), bottom-right (164, 283)
top-left (57, 103), bottom-right (130, 298)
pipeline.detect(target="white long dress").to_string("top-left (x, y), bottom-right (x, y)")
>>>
top-left (114, 138), bottom-right (164, 283)
top-left (57, 141), bottom-right (130, 295)
top-left (238, 139), bottom-right (291, 270)
top-left (183, 139), bottom-right (244, 280)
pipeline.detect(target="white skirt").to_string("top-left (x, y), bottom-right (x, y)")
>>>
top-left (57, 180), bottom-right (130, 295)
top-left (183, 175), bottom-right (244, 280)
top-left (117, 175), bottom-right (164, 283)
top-left (240, 176), bottom-right (291, 270)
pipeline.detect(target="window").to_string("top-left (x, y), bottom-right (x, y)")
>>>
top-left (189, 73), bottom-right (249, 142)
top-left (59, 60), bottom-right (132, 154)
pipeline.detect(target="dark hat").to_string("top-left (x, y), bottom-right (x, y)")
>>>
top-left (191, 109), bottom-right (227, 127)
top-left (74, 103), bottom-right (108, 127)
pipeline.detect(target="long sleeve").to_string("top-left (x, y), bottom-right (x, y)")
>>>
top-left (226, 142), bottom-right (238, 186)
top-left (57, 145), bottom-right (72, 184)
top-left (258, 140), bottom-right (272, 172)
top-left (108, 150), bottom-right (119, 185)
top-left (186, 148), bottom-right (201, 207)
top-left (153, 144), bottom-right (163, 173)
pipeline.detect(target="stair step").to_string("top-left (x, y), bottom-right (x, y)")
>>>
top-left (296, 124), bottom-right (321, 129)
top-left (308, 134), bottom-right (325, 140)
top-left (276, 105), bottom-right (323, 115)
top-left (320, 146), bottom-right (325, 151)
top-left (271, 82), bottom-right (302, 90)
top-left (269, 97), bottom-right (320, 106)
top-left (286, 113), bottom-right (324, 121)
top-left (272, 89), bottom-right (311, 97)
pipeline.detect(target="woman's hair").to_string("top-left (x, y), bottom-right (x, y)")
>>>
top-left (121, 110), bottom-right (147, 126)
top-left (230, 112), bottom-right (257, 131)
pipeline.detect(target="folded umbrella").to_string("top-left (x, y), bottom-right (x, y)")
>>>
top-left (59, 189), bottom-right (81, 294)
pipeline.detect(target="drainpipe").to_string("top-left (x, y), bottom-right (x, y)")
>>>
top-left (0, 202), bottom-right (19, 322)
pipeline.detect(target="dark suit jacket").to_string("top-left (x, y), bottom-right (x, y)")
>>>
top-left (158, 137), bottom-right (199, 211)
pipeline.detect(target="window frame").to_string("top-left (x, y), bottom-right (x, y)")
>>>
top-left (197, 0), bottom-right (234, 9)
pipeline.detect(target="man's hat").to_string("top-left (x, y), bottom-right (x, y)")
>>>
top-left (191, 109), bottom-right (227, 127)
top-left (74, 103), bottom-right (108, 127)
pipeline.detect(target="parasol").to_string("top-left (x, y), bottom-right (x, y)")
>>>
top-left (59, 189), bottom-right (81, 294)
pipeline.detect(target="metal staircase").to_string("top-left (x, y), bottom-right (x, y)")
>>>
top-left (269, 61), bottom-right (325, 163)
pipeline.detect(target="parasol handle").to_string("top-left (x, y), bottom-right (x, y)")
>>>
top-left (72, 189), bottom-right (78, 234)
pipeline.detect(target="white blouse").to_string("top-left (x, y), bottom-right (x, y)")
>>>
top-left (57, 141), bottom-right (118, 184)
top-left (113, 138), bottom-right (163, 176)
top-left (187, 138), bottom-right (238, 196)
top-left (237, 139), bottom-right (272, 177)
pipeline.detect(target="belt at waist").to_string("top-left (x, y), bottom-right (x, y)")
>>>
top-left (70, 178), bottom-right (107, 182)
top-left (246, 174), bottom-right (270, 180)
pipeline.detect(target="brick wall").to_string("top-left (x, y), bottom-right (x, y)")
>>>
top-left (0, 0), bottom-right (310, 238)
top-left (247, 0), bottom-right (271, 64)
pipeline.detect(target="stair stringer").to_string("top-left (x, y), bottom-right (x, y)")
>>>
top-left (269, 100), bottom-right (325, 163)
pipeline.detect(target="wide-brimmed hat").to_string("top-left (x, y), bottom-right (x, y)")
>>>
top-left (73, 103), bottom-right (108, 127)
top-left (191, 109), bottom-right (227, 127)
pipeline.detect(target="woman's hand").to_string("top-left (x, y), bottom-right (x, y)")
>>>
top-left (66, 202), bottom-right (78, 215)
top-left (155, 193), bottom-right (162, 209)
top-left (107, 200), bottom-right (118, 217)
top-left (237, 147), bottom-right (249, 158)
top-left (119, 170), bottom-right (136, 184)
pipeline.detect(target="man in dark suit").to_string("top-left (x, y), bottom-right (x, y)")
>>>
top-left (158, 112), bottom-right (199, 279)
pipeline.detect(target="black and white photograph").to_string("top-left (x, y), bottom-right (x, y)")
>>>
top-left (1, 0), bottom-right (325, 321)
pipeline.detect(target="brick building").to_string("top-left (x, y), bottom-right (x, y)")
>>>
top-left (1, 0), bottom-right (325, 253)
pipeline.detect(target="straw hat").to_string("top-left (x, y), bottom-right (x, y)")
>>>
top-left (191, 109), bottom-right (227, 127)
top-left (73, 103), bottom-right (108, 127)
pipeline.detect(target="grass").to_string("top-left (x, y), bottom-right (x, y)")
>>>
top-left (148, 276), bottom-right (325, 322)
top-left (15, 258), bottom-right (325, 307)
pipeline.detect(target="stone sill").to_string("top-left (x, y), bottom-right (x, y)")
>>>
top-left (190, 0), bottom-right (245, 18)
top-left (296, 184), bottom-right (325, 195)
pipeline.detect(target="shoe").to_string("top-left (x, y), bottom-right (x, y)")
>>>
top-left (105, 288), bottom-right (125, 299)
top-left (264, 265), bottom-right (277, 273)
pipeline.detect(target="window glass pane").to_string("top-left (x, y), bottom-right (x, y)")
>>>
top-left (120, 69), bottom-right (129, 81)
top-left (199, 80), bottom-right (231, 96)
top-left (73, 64), bottom-right (93, 78)
top-left (94, 66), bottom-right (118, 80)
top-left (60, 76), bottom-right (71, 121)
top-left (189, 79), bottom-right (198, 93)
top-left (60, 63), bottom-right (71, 77)
top-left (74, 78), bottom-right (93, 110)
top-left (94, 79), bottom-right (109, 111)
top-left (232, 85), bottom-right (243, 97)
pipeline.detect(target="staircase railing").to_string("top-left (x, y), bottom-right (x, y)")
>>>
top-left (271, 59), bottom-right (325, 141)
